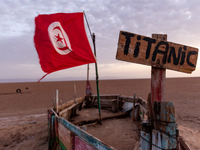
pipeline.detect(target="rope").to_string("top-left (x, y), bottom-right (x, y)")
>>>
top-left (149, 119), bottom-right (176, 124)
top-left (83, 11), bottom-right (93, 39)
top-left (139, 134), bottom-right (178, 150)
top-left (148, 119), bottom-right (178, 139)
top-left (138, 119), bottom-right (179, 150)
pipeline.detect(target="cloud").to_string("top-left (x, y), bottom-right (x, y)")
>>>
top-left (0, 0), bottom-right (200, 82)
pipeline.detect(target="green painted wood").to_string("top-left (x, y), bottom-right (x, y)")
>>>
top-left (48, 110), bottom-right (53, 150)
top-left (59, 139), bottom-right (68, 150)
top-left (48, 112), bottom-right (58, 150)
top-left (152, 101), bottom-right (178, 149)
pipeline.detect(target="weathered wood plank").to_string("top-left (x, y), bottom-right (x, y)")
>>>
top-left (73, 112), bottom-right (129, 126)
top-left (59, 103), bottom-right (79, 120)
top-left (152, 130), bottom-right (177, 150)
top-left (58, 97), bottom-right (85, 112)
top-left (140, 131), bottom-right (151, 150)
top-left (74, 135), bottom-right (96, 150)
top-left (153, 102), bottom-right (178, 149)
top-left (92, 99), bottom-right (119, 112)
top-left (153, 101), bottom-right (177, 135)
top-left (58, 122), bottom-right (71, 150)
top-left (137, 98), bottom-right (148, 109)
top-left (116, 31), bottom-right (198, 73)
top-left (139, 104), bottom-right (148, 114)
top-left (178, 136), bottom-right (191, 150)
top-left (59, 103), bottom-right (78, 116)
top-left (91, 95), bottom-right (120, 100)
top-left (119, 95), bottom-right (147, 107)
top-left (93, 99), bottom-right (115, 105)
top-left (58, 117), bottom-right (116, 150)
top-left (119, 95), bottom-right (134, 102)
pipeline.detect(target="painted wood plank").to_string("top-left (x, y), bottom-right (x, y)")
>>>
top-left (58, 97), bottom-right (85, 112)
top-left (153, 101), bottom-right (177, 135)
top-left (74, 135), bottom-right (96, 150)
top-left (58, 122), bottom-right (71, 150)
top-left (178, 136), bottom-right (191, 150)
top-left (58, 117), bottom-right (116, 150)
top-left (151, 67), bottom-right (166, 103)
top-left (151, 33), bottom-right (166, 109)
top-left (152, 130), bottom-right (162, 150)
top-left (116, 31), bottom-right (198, 73)
top-left (152, 130), bottom-right (177, 150)
top-left (153, 102), bottom-right (178, 149)
top-left (139, 131), bottom-right (150, 150)
top-left (59, 103), bottom-right (79, 121)
top-left (91, 95), bottom-right (120, 100)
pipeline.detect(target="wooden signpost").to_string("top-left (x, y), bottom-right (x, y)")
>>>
top-left (116, 31), bottom-right (199, 149)
top-left (116, 31), bottom-right (198, 73)
top-left (116, 30), bottom-right (199, 115)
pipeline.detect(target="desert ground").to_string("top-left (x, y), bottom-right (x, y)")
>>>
top-left (0, 77), bottom-right (200, 150)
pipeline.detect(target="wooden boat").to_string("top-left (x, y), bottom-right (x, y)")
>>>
top-left (47, 92), bottom-right (191, 150)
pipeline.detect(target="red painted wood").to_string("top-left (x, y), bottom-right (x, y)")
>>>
top-left (150, 33), bottom-right (167, 131)
top-left (151, 34), bottom-right (167, 106)
top-left (74, 136), bottom-right (96, 150)
top-left (150, 66), bottom-right (166, 127)
top-left (151, 67), bottom-right (166, 103)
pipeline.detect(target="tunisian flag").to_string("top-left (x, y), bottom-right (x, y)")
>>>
top-left (34, 12), bottom-right (96, 79)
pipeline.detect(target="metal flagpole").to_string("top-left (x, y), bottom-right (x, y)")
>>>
top-left (83, 12), bottom-right (101, 123)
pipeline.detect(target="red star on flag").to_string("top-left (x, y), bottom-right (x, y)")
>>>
top-left (55, 34), bottom-right (63, 43)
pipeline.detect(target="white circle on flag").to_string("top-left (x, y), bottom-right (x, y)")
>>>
top-left (48, 22), bottom-right (72, 55)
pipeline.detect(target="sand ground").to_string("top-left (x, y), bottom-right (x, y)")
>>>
top-left (0, 78), bottom-right (200, 150)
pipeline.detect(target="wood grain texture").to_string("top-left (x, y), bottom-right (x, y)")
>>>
top-left (116, 31), bottom-right (198, 73)
top-left (58, 117), bottom-right (116, 150)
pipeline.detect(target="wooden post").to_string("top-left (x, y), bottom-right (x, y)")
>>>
top-left (148, 34), bottom-right (167, 150)
top-left (132, 94), bottom-right (136, 121)
top-left (52, 98), bottom-right (55, 109)
top-left (56, 89), bottom-right (59, 113)
top-left (87, 64), bottom-right (89, 81)
top-left (151, 34), bottom-right (167, 103)
top-left (150, 34), bottom-right (167, 128)
top-left (151, 67), bottom-right (165, 102)
top-left (152, 102), bottom-right (178, 149)
top-left (74, 84), bottom-right (76, 104)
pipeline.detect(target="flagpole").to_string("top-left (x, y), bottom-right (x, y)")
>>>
top-left (92, 33), bottom-right (101, 123)
top-left (87, 64), bottom-right (89, 81)
top-left (83, 12), bottom-right (101, 123)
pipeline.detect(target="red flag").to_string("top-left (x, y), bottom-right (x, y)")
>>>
top-left (34, 12), bottom-right (96, 77)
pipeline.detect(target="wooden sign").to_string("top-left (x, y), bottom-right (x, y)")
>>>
top-left (116, 31), bottom-right (198, 73)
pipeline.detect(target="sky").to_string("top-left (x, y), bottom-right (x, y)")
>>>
top-left (1, 0), bottom-right (200, 82)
